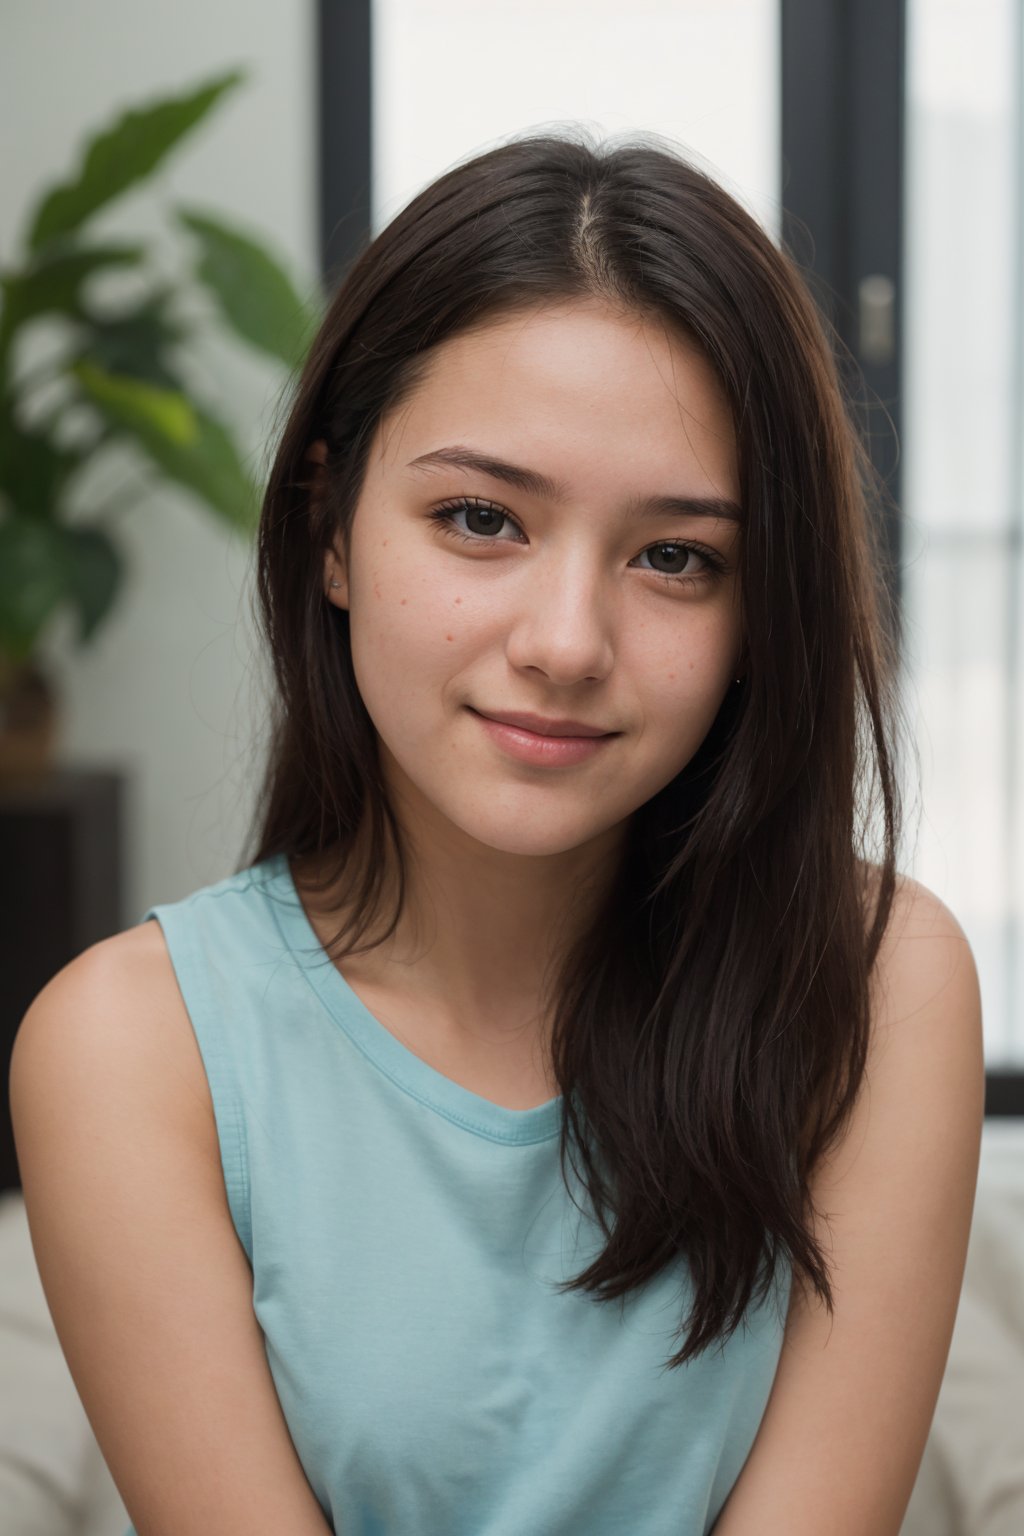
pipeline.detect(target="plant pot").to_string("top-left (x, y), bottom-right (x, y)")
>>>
top-left (0, 658), bottom-right (59, 784)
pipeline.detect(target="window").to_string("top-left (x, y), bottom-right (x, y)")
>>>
top-left (370, 0), bottom-right (780, 240)
top-left (903, 0), bottom-right (1023, 1066)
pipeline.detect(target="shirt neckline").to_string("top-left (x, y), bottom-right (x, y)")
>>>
top-left (260, 851), bottom-right (564, 1146)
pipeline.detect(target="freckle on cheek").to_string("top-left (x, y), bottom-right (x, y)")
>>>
top-left (454, 597), bottom-right (462, 604)
top-left (446, 634), bottom-right (454, 642)
top-left (401, 598), bottom-right (407, 605)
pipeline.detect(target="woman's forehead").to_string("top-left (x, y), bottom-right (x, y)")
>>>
top-left (376, 305), bottom-right (739, 494)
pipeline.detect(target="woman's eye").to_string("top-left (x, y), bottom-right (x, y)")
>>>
top-left (428, 498), bottom-right (522, 541)
top-left (426, 497), bottom-right (728, 589)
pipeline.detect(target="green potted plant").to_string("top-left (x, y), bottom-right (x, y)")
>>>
top-left (0, 67), bottom-right (321, 780)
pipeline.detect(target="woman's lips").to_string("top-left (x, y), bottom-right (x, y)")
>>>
top-left (468, 707), bottom-right (616, 768)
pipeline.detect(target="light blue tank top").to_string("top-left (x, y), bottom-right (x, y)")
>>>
top-left (125, 852), bottom-right (790, 1536)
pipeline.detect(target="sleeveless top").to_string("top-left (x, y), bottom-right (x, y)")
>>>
top-left (123, 852), bottom-right (791, 1536)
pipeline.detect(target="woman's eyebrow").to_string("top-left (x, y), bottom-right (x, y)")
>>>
top-left (405, 444), bottom-right (743, 523)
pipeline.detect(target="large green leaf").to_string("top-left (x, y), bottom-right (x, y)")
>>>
top-left (71, 360), bottom-right (260, 532)
top-left (26, 69), bottom-right (246, 254)
top-left (0, 513), bottom-right (125, 658)
top-left (0, 405), bottom-right (89, 519)
top-left (0, 514), bottom-right (68, 658)
top-left (70, 360), bottom-right (197, 444)
top-left (135, 400), bottom-right (262, 531)
top-left (176, 206), bottom-right (319, 368)
top-left (58, 523), bottom-right (125, 643)
top-left (0, 243), bottom-right (145, 340)
top-left (73, 287), bottom-right (187, 389)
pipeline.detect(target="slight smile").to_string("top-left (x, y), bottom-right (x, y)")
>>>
top-left (467, 707), bottom-right (620, 768)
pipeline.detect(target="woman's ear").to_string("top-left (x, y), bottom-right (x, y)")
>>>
top-left (306, 440), bottom-right (349, 610)
top-left (323, 539), bottom-right (349, 609)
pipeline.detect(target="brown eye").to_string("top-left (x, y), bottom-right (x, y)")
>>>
top-left (427, 499), bottom-right (525, 542)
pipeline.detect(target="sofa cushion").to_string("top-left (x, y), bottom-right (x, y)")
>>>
top-left (0, 1189), bottom-right (128, 1536)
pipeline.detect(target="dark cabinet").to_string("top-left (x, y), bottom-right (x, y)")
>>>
top-left (0, 769), bottom-right (126, 1192)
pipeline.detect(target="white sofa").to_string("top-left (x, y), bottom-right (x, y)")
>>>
top-left (900, 1119), bottom-right (1024, 1536)
top-left (2, 1121), bottom-right (1023, 1535)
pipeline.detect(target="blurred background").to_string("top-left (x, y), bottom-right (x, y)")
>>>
top-left (1, 2), bottom-right (1022, 1534)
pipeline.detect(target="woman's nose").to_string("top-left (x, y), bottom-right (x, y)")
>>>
top-left (503, 559), bottom-right (616, 685)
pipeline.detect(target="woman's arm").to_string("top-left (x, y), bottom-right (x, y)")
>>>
top-left (712, 875), bottom-right (984, 1536)
top-left (9, 928), bottom-right (336, 1536)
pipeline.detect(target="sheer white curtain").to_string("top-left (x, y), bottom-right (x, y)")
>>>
top-left (903, 0), bottom-right (1023, 1063)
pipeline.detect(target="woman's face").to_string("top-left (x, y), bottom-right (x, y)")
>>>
top-left (320, 300), bottom-right (744, 862)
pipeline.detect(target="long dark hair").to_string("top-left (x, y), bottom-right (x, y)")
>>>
top-left (238, 128), bottom-right (914, 1369)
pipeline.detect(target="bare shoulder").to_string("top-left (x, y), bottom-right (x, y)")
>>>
top-left (858, 863), bottom-right (981, 1052)
top-left (12, 917), bottom-right (216, 1146)
top-left (9, 925), bottom-right (335, 1534)
top-left (858, 857), bottom-right (970, 941)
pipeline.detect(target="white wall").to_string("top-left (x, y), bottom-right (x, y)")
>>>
top-left (0, 0), bottom-right (318, 920)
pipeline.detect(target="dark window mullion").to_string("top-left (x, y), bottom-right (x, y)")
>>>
top-left (780, 0), bottom-right (904, 625)
top-left (317, 0), bottom-right (373, 296)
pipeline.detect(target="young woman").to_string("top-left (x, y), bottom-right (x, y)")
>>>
top-left (11, 130), bottom-right (984, 1536)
